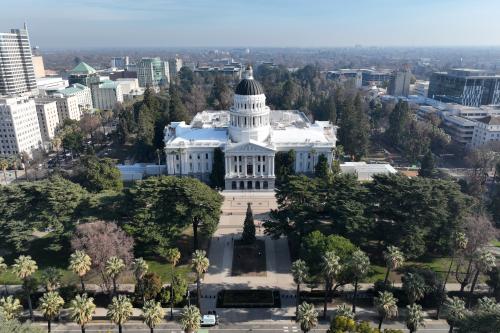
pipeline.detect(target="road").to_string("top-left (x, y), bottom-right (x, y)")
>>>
top-left (46, 321), bottom-right (451, 333)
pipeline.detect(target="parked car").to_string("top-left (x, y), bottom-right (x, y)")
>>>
top-left (200, 312), bottom-right (218, 327)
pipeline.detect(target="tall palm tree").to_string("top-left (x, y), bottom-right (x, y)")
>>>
top-left (0, 158), bottom-right (8, 184)
top-left (107, 295), bottom-right (133, 333)
top-left (321, 251), bottom-right (341, 318)
top-left (179, 305), bottom-right (201, 333)
top-left (132, 257), bottom-right (149, 303)
top-left (406, 303), bottom-right (425, 333)
top-left (346, 250), bottom-right (369, 313)
top-left (437, 232), bottom-right (468, 319)
top-left (383, 246), bottom-right (404, 288)
top-left (296, 302), bottom-right (318, 333)
top-left (11, 255), bottom-right (38, 320)
top-left (191, 250), bottom-right (209, 308)
top-left (105, 256), bottom-right (125, 297)
top-left (374, 291), bottom-right (398, 330)
top-left (291, 259), bottom-right (309, 316)
top-left (142, 300), bottom-right (165, 333)
top-left (0, 296), bottom-right (22, 320)
top-left (443, 297), bottom-right (467, 333)
top-left (0, 257), bottom-right (8, 295)
top-left (334, 303), bottom-right (355, 319)
top-left (70, 294), bottom-right (96, 333)
top-left (164, 248), bottom-right (181, 319)
top-left (467, 249), bottom-right (496, 308)
top-left (402, 273), bottom-right (427, 305)
top-left (69, 251), bottom-right (92, 293)
top-left (39, 291), bottom-right (65, 333)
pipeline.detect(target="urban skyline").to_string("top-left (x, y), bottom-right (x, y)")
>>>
top-left (2, 0), bottom-right (500, 49)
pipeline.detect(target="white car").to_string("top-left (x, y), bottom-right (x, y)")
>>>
top-left (200, 314), bottom-right (217, 327)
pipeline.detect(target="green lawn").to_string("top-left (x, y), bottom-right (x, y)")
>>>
top-left (0, 232), bottom-right (195, 286)
top-left (492, 239), bottom-right (500, 248)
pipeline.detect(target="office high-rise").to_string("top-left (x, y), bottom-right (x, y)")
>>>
top-left (0, 24), bottom-right (38, 96)
top-left (137, 57), bottom-right (169, 88)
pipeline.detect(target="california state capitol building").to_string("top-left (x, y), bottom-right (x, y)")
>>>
top-left (164, 66), bottom-right (337, 191)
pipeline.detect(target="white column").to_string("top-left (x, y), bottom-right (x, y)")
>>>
top-left (244, 156), bottom-right (248, 176)
top-left (225, 157), bottom-right (228, 176)
top-left (252, 156), bottom-right (256, 176)
top-left (271, 156), bottom-right (275, 176)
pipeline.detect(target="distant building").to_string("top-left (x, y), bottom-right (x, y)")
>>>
top-left (442, 115), bottom-right (476, 146)
top-left (471, 116), bottom-right (500, 148)
top-left (110, 56), bottom-right (129, 69)
top-left (137, 57), bottom-right (169, 88)
top-left (34, 99), bottom-right (59, 143)
top-left (68, 62), bottom-right (100, 88)
top-left (109, 70), bottom-right (137, 80)
top-left (32, 55), bottom-right (46, 79)
top-left (387, 69), bottom-right (412, 97)
top-left (194, 65), bottom-right (242, 80)
top-left (48, 83), bottom-right (92, 121)
top-left (340, 162), bottom-right (397, 181)
top-left (428, 68), bottom-right (500, 106)
top-left (326, 70), bottom-right (362, 88)
top-left (0, 25), bottom-right (38, 96)
top-left (413, 81), bottom-right (429, 97)
top-left (361, 69), bottom-right (393, 86)
top-left (36, 77), bottom-right (68, 95)
top-left (91, 80), bottom-right (124, 110)
top-left (0, 96), bottom-right (42, 156)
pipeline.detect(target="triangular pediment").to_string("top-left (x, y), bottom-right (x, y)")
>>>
top-left (225, 140), bottom-right (275, 153)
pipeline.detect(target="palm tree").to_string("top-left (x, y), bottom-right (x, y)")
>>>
top-left (70, 294), bottom-right (96, 333)
top-left (437, 232), bottom-right (468, 319)
top-left (179, 305), bottom-right (201, 333)
top-left (406, 303), bottom-right (425, 333)
top-left (402, 273), bottom-right (427, 305)
top-left (0, 158), bottom-right (8, 184)
top-left (476, 297), bottom-right (500, 314)
top-left (105, 256), bottom-right (125, 297)
top-left (467, 249), bottom-right (496, 308)
top-left (0, 296), bottom-right (22, 320)
top-left (132, 257), bottom-right (149, 303)
top-left (296, 302), bottom-right (318, 333)
top-left (334, 303), bottom-right (354, 319)
top-left (191, 250), bottom-right (209, 308)
top-left (0, 257), bottom-right (8, 295)
top-left (164, 248), bottom-right (181, 319)
top-left (383, 246), bottom-right (404, 288)
top-left (69, 251), bottom-right (92, 292)
top-left (11, 255), bottom-right (38, 320)
top-left (346, 250), bottom-right (369, 313)
top-left (107, 295), bottom-right (133, 333)
top-left (142, 300), bottom-right (165, 333)
top-left (374, 291), bottom-right (398, 330)
top-left (443, 297), bottom-right (467, 333)
top-left (321, 251), bottom-right (341, 318)
top-left (39, 291), bottom-right (65, 332)
top-left (291, 259), bottom-right (309, 316)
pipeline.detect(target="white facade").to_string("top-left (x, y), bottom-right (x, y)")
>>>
top-left (36, 77), bottom-right (68, 95)
top-left (0, 96), bottom-right (42, 156)
top-left (471, 116), bottom-right (500, 148)
top-left (0, 26), bottom-right (38, 96)
top-left (164, 67), bottom-right (336, 191)
top-left (340, 162), bottom-right (397, 181)
top-left (115, 78), bottom-right (140, 94)
top-left (34, 99), bottom-right (59, 143)
top-left (49, 83), bottom-right (92, 121)
top-left (91, 80), bottom-right (124, 110)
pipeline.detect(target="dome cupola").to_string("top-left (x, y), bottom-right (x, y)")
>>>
top-left (235, 65), bottom-right (264, 96)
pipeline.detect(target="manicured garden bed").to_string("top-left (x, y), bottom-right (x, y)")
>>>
top-left (231, 239), bottom-right (266, 276)
top-left (217, 289), bottom-right (281, 308)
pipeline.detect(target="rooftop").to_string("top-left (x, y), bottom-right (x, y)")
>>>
top-left (477, 115), bottom-right (500, 126)
top-left (57, 83), bottom-right (88, 96)
top-left (340, 162), bottom-right (397, 181)
top-left (70, 62), bottom-right (97, 75)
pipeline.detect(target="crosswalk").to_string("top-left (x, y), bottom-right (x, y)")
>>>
top-left (282, 326), bottom-right (298, 333)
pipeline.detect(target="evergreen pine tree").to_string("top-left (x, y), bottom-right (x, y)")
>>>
top-left (418, 150), bottom-right (435, 178)
top-left (242, 203), bottom-right (256, 244)
top-left (314, 154), bottom-right (330, 180)
top-left (210, 148), bottom-right (225, 189)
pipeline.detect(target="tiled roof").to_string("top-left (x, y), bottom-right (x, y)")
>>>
top-left (70, 62), bottom-right (97, 75)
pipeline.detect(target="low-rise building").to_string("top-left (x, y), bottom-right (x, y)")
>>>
top-left (442, 115), bottom-right (476, 146)
top-left (48, 83), bottom-right (92, 121)
top-left (326, 70), bottom-right (362, 88)
top-left (340, 162), bottom-right (397, 181)
top-left (471, 116), bottom-right (500, 148)
top-left (34, 99), bottom-right (59, 143)
top-left (91, 80), bottom-right (124, 110)
top-left (36, 77), bottom-right (68, 95)
top-left (0, 96), bottom-right (42, 156)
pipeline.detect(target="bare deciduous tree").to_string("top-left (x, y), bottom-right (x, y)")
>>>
top-left (71, 221), bottom-right (134, 294)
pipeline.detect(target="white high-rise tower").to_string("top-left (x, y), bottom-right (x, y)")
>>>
top-left (0, 24), bottom-right (38, 96)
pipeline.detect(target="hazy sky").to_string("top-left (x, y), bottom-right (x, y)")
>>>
top-left (2, 0), bottom-right (500, 49)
